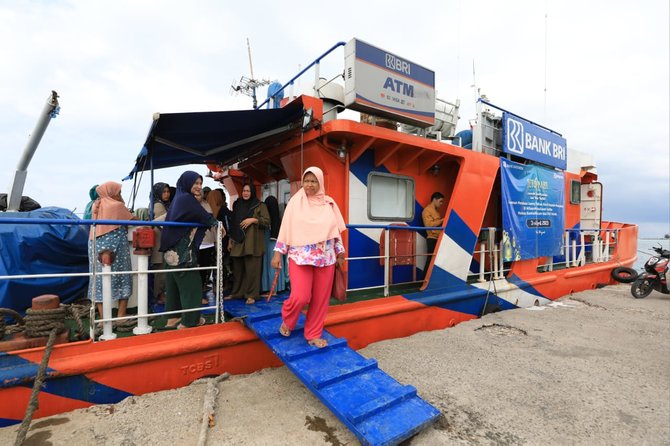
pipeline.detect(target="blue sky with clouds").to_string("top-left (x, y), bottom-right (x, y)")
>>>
top-left (1, 0), bottom-right (668, 237)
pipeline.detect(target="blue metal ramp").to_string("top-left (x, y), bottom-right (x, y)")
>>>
top-left (225, 298), bottom-right (440, 445)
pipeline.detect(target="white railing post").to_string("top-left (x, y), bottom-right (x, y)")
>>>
top-left (383, 228), bottom-right (390, 297)
top-left (603, 233), bottom-right (611, 262)
top-left (492, 242), bottom-right (499, 279)
top-left (579, 233), bottom-right (586, 266)
top-left (564, 232), bottom-right (571, 268)
top-left (133, 252), bottom-right (152, 335)
top-left (215, 222), bottom-right (223, 324)
top-left (498, 242), bottom-right (505, 278)
top-left (99, 251), bottom-right (116, 341)
top-left (571, 239), bottom-right (578, 267)
top-left (478, 243), bottom-right (486, 282)
top-left (314, 61), bottom-right (320, 97)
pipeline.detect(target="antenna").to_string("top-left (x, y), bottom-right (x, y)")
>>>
top-left (543, 0), bottom-right (548, 120)
top-left (231, 38), bottom-right (271, 109)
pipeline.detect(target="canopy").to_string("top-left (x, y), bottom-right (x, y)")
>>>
top-left (127, 99), bottom-right (306, 177)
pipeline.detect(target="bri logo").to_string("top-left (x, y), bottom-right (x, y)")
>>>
top-left (506, 117), bottom-right (525, 155)
top-left (506, 115), bottom-right (566, 162)
top-left (385, 53), bottom-right (411, 75)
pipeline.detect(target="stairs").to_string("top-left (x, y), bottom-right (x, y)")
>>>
top-left (225, 298), bottom-right (440, 445)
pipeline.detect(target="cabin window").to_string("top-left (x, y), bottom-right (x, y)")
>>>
top-left (570, 180), bottom-right (581, 205)
top-left (367, 172), bottom-right (415, 221)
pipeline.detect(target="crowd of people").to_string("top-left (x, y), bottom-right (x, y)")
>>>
top-left (86, 166), bottom-right (445, 348)
top-left (85, 166), bottom-right (347, 348)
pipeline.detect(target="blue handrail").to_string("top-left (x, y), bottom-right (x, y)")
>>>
top-left (255, 41), bottom-right (347, 110)
top-left (0, 218), bottom-right (207, 228)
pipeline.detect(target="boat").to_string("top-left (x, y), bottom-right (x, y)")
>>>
top-left (0, 39), bottom-right (637, 434)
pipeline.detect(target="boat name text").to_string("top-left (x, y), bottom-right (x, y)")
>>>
top-left (180, 354), bottom-right (219, 375)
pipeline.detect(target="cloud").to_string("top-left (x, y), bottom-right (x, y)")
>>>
top-left (0, 0), bottom-right (667, 237)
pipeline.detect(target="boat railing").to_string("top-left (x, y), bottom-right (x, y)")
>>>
top-left (256, 41), bottom-right (346, 110)
top-left (471, 227), bottom-right (621, 280)
top-left (344, 224), bottom-right (443, 297)
top-left (0, 218), bottom-right (224, 342)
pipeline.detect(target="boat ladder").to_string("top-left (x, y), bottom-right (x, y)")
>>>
top-left (224, 298), bottom-right (440, 446)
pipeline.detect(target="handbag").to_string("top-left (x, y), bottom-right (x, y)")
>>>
top-left (331, 264), bottom-right (347, 302)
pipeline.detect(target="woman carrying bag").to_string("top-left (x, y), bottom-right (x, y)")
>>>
top-left (271, 166), bottom-right (346, 348)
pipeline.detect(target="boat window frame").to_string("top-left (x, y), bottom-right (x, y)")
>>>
top-left (366, 171), bottom-right (415, 222)
top-left (570, 179), bottom-right (581, 205)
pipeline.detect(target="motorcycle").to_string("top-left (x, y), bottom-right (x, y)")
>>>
top-left (630, 245), bottom-right (670, 298)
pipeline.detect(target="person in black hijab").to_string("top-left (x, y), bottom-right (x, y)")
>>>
top-left (261, 195), bottom-right (288, 293)
top-left (229, 182), bottom-right (270, 304)
top-left (151, 182), bottom-right (171, 217)
top-left (160, 171), bottom-right (217, 328)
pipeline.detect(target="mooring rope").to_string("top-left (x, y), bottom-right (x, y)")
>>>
top-left (196, 373), bottom-right (230, 446)
top-left (14, 328), bottom-right (58, 446)
top-left (0, 308), bottom-right (24, 338)
top-left (24, 307), bottom-right (67, 338)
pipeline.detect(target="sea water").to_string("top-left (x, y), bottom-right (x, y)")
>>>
top-left (635, 238), bottom-right (670, 271)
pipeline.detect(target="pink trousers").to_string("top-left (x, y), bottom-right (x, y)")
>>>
top-left (282, 259), bottom-right (335, 340)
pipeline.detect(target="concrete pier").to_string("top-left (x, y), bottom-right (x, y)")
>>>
top-left (2, 285), bottom-right (668, 445)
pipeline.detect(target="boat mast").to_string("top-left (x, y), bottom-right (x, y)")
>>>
top-left (6, 91), bottom-right (60, 212)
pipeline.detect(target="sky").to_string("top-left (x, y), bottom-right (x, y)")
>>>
top-left (0, 0), bottom-right (668, 237)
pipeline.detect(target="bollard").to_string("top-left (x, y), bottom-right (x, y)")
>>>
top-left (98, 250), bottom-right (117, 341)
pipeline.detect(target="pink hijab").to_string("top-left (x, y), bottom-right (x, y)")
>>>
top-left (276, 166), bottom-right (346, 247)
top-left (89, 181), bottom-right (134, 239)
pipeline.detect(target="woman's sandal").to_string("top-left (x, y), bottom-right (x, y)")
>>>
top-left (245, 297), bottom-right (255, 305)
top-left (177, 317), bottom-right (206, 330)
top-left (164, 318), bottom-right (181, 329)
top-left (308, 338), bottom-right (328, 348)
top-left (279, 322), bottom-right (291, 337)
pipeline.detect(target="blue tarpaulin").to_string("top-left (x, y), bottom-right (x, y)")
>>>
top-left (0, 207), bottom-right (88, 313)
top-left (126, 98), bottom-right (305, 177)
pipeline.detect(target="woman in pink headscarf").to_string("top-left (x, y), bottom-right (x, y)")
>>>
top-left (89, 181), bottom-right (135, 319)
top-left (271, 166), bottom-right (346, 348)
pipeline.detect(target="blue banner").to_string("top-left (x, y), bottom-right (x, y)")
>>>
top-left (502, 112), bottom-right (567, 170)
top-left (500, 159), bottom-right (565, 261)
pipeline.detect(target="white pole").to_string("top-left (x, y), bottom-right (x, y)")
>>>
top-left (603, 234), bottom-right (610, 262)
top-left (579, 233), bottom-right (586, 266)
top-left (100, 263), bottom-right (116, 341)
top-left (478, 243), bottom-right (486, 282)
top-left (383, 229), bottom-right (390, 297)
top-left (492, 242), bottom-right (499, 279)
top-left (314, 61), bottom-right (320, 97)
top-left (133, 254), bottom-right (152, 335)
top-left (499, 243), bottom-right (504, 278)
top-left (571, 239), bottom-right (578, 267)
top-left (564, 232), bottom-right (570, 268)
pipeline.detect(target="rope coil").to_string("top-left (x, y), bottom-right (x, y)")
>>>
top-left (24, 307), bottom-right (67, 338)
top-left (0, 308), bottom-right (25, 339)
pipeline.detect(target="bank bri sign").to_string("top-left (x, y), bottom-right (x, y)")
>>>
top-left (502, 112), bottom-right (567, 170)
top-left (344, 38), bottom-right (435, 127)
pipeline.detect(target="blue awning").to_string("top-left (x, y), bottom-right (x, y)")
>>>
top-left (126, 99), bottom-right (306, 178)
